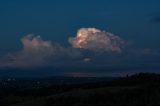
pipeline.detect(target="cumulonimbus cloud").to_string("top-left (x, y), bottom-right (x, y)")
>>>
top-left (0, 26), bottom-right (159, 78)
top-left (7, 35), bottom-right (60, 67)
top-left (21, 34), bottom-right (63, 58)
top-left (69, 28), bottom-right (125, 52)
top-left (0, 28), bottom-right (127, 68)
top-left (5, 34), bottom-right (81, 67)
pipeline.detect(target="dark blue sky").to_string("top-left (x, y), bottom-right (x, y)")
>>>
top-left (0, 0), bottom-right (160, 54)
top-left (0, 0), bottom-right (160, 77)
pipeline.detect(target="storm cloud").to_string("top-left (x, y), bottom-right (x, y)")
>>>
top-left (69, 28), bottom-right (125, 52)
top-left (0, 28), bottom-right (158, 71)
top-left (4, 34), bottom-right (82, 67)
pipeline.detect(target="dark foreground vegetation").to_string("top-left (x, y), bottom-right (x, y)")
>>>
top-left (1, 73), bottom-right (160, 106)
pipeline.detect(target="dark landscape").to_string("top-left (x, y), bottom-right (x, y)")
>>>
top-left (0, 73), bottom-right (160, 106)
top-left (1, 0), bottom-right (160, 106)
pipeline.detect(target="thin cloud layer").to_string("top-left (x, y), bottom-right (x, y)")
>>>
top-left (69, 28), bottom-right (125, 52)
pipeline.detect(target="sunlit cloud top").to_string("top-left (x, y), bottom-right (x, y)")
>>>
top-left (69, 28), bottom-right (124, 52)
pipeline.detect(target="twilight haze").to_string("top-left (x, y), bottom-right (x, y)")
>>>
top-left (0, 0), bottom-right (160, 77)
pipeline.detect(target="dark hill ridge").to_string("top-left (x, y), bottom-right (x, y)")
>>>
top-left (110, 73), bottom-right (160, 86)
top-left (1, 73), bottom-right (160, 106)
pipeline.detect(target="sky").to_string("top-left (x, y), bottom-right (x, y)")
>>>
top-left (0, 0), bottom-right (160, 77)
